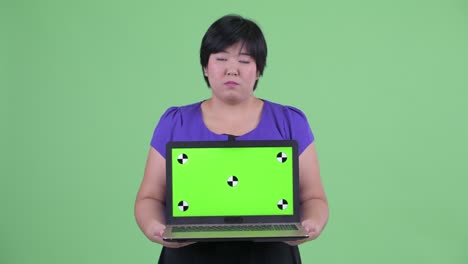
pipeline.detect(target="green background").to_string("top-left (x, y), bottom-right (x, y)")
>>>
top-left (2, 0), bottom-right (467, 263)
top-left (171, 147), bottom-right (294, 216)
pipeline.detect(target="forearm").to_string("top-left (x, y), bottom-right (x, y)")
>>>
top-left (300, 198), bottom-right (329, 231)
top-left (134, 198), bottom-right (166, 236)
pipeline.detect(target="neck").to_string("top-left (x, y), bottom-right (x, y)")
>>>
top-left (200, 96), bottom-right (264, 136)
top-left (205, 96), bottom-right (260, 116)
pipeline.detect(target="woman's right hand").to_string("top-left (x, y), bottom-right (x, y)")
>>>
top-left (147, 221), bottom-right (195, 248)
top-left (136, 148), bottom-right (194, 248)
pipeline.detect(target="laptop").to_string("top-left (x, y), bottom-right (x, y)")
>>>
top-left (162, 140), bottom-right (309, 242)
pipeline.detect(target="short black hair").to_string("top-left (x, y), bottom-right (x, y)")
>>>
top-left (200, 15), bottom-right (268, 90)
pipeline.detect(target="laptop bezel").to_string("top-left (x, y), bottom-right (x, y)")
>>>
top-left (165, 140), bottom-right (301, 225)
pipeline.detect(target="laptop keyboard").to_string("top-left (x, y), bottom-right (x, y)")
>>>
top-left (172, 224), bottom-right (298, 233)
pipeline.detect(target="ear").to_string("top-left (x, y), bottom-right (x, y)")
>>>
top-left (203, 67), bottom-right (208, 76)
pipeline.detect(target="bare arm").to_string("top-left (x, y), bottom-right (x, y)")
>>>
top-left (287, 142), bottom-right (329, 245)
top-left (134, 147), bottom-right (193, 248)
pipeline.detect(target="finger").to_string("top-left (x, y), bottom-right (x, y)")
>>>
top-left (284, 241), bottom-right (299, 246)
top-left (308, 230), bottom-right (320, 240)
top-left (179, 242), bottom-right (195, 247)
top-left (301, 221), bottom-right (320, 236)
top-left (162, 241), bottom-right (195, 248)
top-left (284, 239), bottom-right (306, 246)
top-left (149, 227), bottom-right (166, 244)
top-left (306, 226), bottom-right (321, 241)
top-left (301, 221), bottom-right (314, 232)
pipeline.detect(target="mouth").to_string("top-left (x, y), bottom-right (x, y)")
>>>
top-left (224, 81), bottom-right (239, 87)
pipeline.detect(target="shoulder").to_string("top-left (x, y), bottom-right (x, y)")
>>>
top-left (161, 101), bottom-right (202, 116)
top-left (151, 101), bottom-right (204, 158)
top-left (158, 101), bottom-right (202, 122)
top-left (153, 101), bottom-right (203, 134)
top-left (262, 99), bottom-right (314, 153)
top-left (263, 99), bottom-right (309, 121)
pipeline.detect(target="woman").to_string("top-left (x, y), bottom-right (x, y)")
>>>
top-left (135, 14), bottom-right (329, 264)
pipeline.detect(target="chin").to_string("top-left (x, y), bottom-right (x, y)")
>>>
top-left (224, 95), bottom-right (253, 104)
top-left (213, 89), bottom-right (253, 103)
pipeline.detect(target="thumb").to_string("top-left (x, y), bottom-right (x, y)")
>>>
top-left (151, 224), bottom-right (165, 238)
top-left (302, 221), bottom-right (317, 233)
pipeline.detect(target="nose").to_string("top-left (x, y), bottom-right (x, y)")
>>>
top-left (225, 61), bottom-right (239, 76)
top-left (227, 70), bottom-right (238, 76)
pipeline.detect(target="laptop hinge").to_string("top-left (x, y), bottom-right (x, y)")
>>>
top-left (224, 217), bottom-right (243, 224)
top-left (226, 134), bottom-right (237, 141)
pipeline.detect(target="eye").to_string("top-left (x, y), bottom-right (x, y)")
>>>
top-left (238, 55), bottom-right (253, 64)
top-left (216, 57), bottom-right (227, 62)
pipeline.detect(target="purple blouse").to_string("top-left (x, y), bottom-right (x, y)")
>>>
top-left (150, 99), bottom-right (314, 159)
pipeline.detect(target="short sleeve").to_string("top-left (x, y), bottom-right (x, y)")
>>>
top-left (150, 107), bottom-right (181, 159)
top-left (284, 106), bottom-right (315, 155)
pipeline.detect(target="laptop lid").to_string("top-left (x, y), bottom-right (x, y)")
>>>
top-left (165, 140), bottom-right (301, 225)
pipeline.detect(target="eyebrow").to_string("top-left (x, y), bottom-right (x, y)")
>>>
top-left (219, 51), bottom-right (252, 56)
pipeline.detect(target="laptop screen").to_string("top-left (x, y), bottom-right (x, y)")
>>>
top-left (167, 141), bottom-right (297, 218)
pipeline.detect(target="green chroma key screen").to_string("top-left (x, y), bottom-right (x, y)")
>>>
top-left (171, 146), bottom-right (294, 217)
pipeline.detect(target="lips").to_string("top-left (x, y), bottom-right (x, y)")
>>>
top-left (224, 81), bottom-right (239, 87)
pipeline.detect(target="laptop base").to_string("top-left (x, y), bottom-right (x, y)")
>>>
top-left (162, 223), bottom-right (309, 242)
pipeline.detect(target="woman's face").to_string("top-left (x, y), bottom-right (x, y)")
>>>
top-left (204, 42), bottom-right (259, 103)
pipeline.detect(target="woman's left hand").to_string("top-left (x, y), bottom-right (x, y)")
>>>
top-left (284, 143), bottom-right (329, 246)
top-left (284, 219), bottom-right (321, 246)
